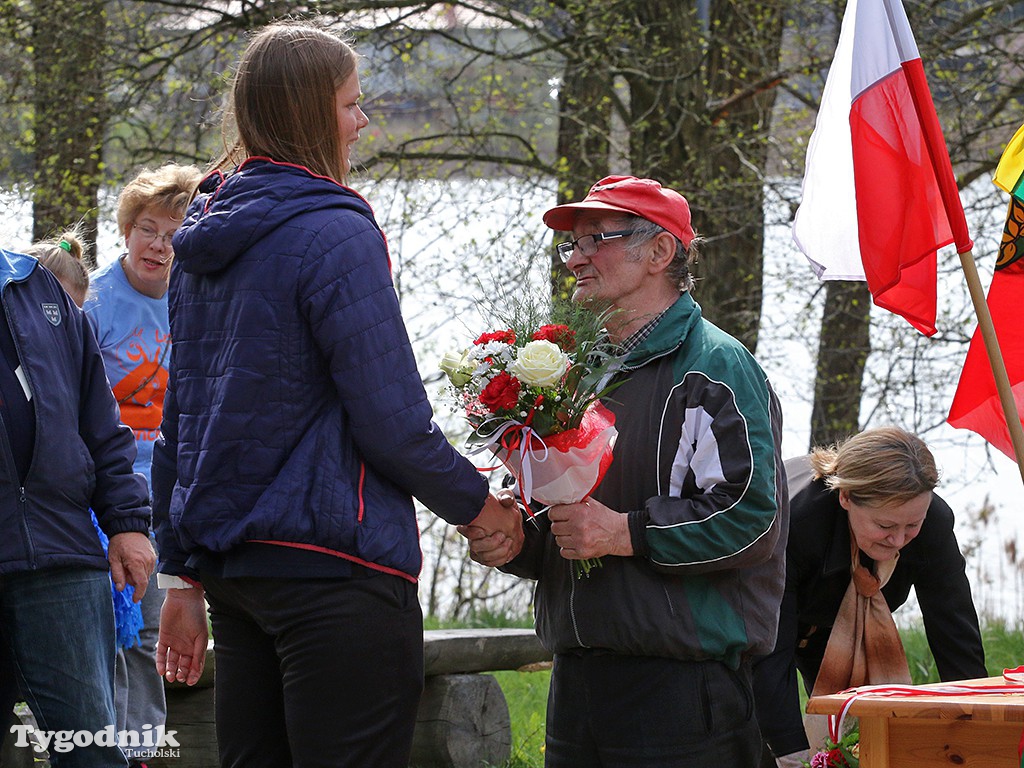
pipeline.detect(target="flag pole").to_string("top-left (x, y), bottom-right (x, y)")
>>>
top-left (954, 248), bottom-right (1024, 486)
top-left (884, 0), bottom-right (1024, 486)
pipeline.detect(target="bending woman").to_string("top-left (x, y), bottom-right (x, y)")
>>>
top-left (151, 21), bottom-right (519, 768)
top-left (753, 427), bottom-right (986, 767)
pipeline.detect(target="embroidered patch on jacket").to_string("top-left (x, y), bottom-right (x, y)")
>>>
top-left (41, 303), bottom-right (60, 326)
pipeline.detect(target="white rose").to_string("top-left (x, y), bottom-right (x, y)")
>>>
top-left (508, 340), bottom-right (570, 387)
top-left (439, 349), bottom-right (473, 387)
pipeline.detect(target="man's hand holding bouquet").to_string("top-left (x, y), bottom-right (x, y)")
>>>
top-left (442, 304), bottom-right (622, 576)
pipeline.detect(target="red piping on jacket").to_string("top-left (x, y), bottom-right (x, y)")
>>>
top-left (247, 540), bottom-right (418, 584)
top-left (357, 462), bottom-right (366, 523)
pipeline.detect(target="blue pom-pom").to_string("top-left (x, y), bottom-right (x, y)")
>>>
top-left (112, 582), bottom-right (144, 649)
top-left (91, 511), bottom-right (145, 649)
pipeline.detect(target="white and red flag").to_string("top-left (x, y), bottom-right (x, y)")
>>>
top-left (793, 0), bottom-right (973, 336)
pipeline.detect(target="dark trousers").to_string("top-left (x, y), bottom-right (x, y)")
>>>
top-left (545, 652), bottom-right (762, 768)
top-left (203, 572), bottom-right (424, 768)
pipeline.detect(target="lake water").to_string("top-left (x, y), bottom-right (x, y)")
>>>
top-left (3, 178), bottom-right (1021, 624)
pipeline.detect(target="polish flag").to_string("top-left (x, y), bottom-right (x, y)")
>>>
top-left (793, 0), bottom-right (973, 337)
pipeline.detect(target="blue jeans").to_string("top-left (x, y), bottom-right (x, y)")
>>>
top-left (0, 567), bottom-right (127, 768)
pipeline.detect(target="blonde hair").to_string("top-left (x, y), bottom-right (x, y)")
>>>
top-left (24, 228), bottom-right (90, 307)
top-left (115, 163), bottom-right (203, 238)
top-left (217, 21), bottom-right (358, 182)
top-left (809, 426), bottom-right (939, 507)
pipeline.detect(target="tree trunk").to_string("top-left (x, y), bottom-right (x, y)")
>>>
top-left (810, 280), bottom-right (871, 448)
top-left (551, 45), bottom-right (612, 298)
top-left (621, 0), bottom-right (784, 353)
top-left (31, 0), bottom-right (108, 266)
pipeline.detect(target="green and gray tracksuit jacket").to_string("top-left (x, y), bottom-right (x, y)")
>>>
top-left (505, 292), bottom-right (789, 669)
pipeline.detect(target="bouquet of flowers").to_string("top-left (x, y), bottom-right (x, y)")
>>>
top-left (440, 306), bottom-right (621, 575)
top-left (809, 728), bottom-right (860, 768)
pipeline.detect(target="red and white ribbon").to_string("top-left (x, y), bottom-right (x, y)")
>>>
top-left (827, 679), bottom-right (1024, 744)
top-left (469, 417), bottom-right (549, 505)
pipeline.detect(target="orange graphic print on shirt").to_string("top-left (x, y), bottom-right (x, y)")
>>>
top-left (111, 329), bottom-right (169, 431)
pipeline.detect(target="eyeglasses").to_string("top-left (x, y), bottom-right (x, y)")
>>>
top-left (132, 223), bottom-right (176, 248)
top-left (556, 230), bottom-right (636, 264)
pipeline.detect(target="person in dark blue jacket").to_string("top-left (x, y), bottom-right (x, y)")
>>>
top-left (151, 21), bottom-right (521, 768)
top-left (0, 246), bottom-right (155, 767)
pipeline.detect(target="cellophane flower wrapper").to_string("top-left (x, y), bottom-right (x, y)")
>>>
top-left (491, 402), bottom-right (617, 508)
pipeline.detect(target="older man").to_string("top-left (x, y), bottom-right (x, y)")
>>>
top-left (465, 175), bottom-right (789, 767)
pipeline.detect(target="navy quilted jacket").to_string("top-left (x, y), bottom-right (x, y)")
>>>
top-left (152, 159), bottom-right (487, 581)
top-left (0, 249), bottom-right (150, 575)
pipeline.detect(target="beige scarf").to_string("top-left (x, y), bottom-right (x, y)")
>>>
top-left (811, 533), bottom-right (912, 698)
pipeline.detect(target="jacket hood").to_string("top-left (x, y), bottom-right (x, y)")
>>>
top-left (172, 158), bottom-right (380, 276)
top-left (0, 248), bottom-right (38, 292)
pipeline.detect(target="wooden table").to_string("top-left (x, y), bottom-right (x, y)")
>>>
top-left (806, 677), bottom-right (1024, 767)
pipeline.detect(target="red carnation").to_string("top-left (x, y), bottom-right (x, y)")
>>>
top-left (532, 324), bottom-right (576, 352)
top-left (479, 372), bottom-right (522, 413)
top-left (474, 329), bottom-right (516, 346)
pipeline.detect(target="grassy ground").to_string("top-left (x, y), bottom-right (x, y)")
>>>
top-left (491, 669), bottom-right (551, 768)
top-left (490, 620), bottom-right (1024, 768)
top-left (906, 618), bottom-right (1024, 682)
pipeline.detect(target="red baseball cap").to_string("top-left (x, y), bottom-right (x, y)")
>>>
top-left (543, 175), bottom-right (696, 247)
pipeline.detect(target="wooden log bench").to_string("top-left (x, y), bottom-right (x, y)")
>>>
top-left (148, 628), bottom-right (552, 768)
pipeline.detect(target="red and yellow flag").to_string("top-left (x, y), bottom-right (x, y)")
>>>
top-left (948, 129), bottom-right (1024, 457)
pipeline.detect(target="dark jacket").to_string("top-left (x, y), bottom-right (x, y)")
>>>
top-left (0, 248), bottom-right (150, 575)
top-left (505, 293), bottom-right (788, 668)
top-left (753, 455), bottom-right (987, 757)
top-left (152, 158), bottom-right (488, 582)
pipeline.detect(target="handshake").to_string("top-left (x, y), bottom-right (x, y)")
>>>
top-left (457, 492), bottom-right (631, 568)
top-left (457, 491), bottom-right (525, 567)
